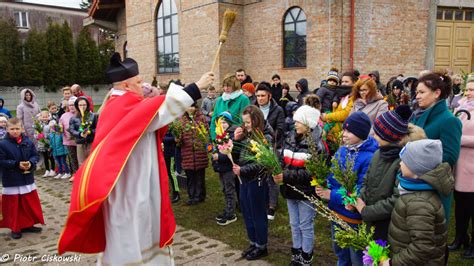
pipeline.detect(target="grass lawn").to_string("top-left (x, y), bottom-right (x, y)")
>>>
top-left (172, 166), bottom-right (472, 265)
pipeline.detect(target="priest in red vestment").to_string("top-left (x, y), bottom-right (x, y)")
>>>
top-left (58, 53), bottom-right (214, 265)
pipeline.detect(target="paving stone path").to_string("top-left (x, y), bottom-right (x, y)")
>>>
top-left (0, 176), bottom-right (270, 265)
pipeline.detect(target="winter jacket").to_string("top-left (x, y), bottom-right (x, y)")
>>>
top-left (412, 99), bottom-right (462, 167)
top-left (178, 111), bottom-right (209, 170)
top-left (271, 83), bottom-right (282, 104)
top-left (240, 75), bottom-right (253, 87)
top-left (359, 145), bottom-right (401, 240)
top-left (49, 132), bottom-right (68, 157)
top-left (327, 137), bottom-right (378, 223)
top-left (0, 134), bottom-right (39, 187)
top-left (316, 85), bottom-right (337, 113)
top-left (261, 99), bottom-right (285, 149)
top-left (454, 98), bottom-right (474, 192)
top-left (350, 97), bottom-right (388, 126)
top-left (212, 125), bottom-right (236, 173)
top-left (324, 95), bottom-right (353, 143)
top-left (296, 78), bottom-right (310, 105)
top-left (59, 112), bottom-right (76, 146)
top-left (163, 128), bottom-right (176, 158)
top-left (0, 98), bottom-right (12, 118)
top-left (235, 123), bottom-right (274, 183)
top-left (280, 128), bottom-right (327, 200)
top-left (16, 89), bottom-right (41, 140)
top-left (210, 92), bottom-right (250, 140)
top-left (388, 163), bottom-right (454, 266)
top-left (201, 96), bottom-right (217, 122)
top-left (69, 112), bottom-right (97, 145)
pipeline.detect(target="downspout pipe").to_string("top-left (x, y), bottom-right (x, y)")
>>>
top-left (350, 0), bottom-right (355, 70)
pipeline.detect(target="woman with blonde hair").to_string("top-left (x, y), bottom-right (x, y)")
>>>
top-left (210, 74), bottom-right (250, 140)
top-left (350, 77), bottom-right (388, 125)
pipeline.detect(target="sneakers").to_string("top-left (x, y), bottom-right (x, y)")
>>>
top-left (216, 214), bottom-right (237, 226)
top-left (215, 213), bottom-right (225, 221)
top-left (61, 173), bottom-right (72, 179)
top-left (290, 248), bottom-right (302, 266)
top-left (48, 170), bottom-right (57, 177)
top-left (171, 192), bottom-right (180, 203)
top-left (267, 208), bottom-right (276, 220)
top-left (42, 170), bottom-right (50, 177)
top-left (53, 173), bottom-right (63, 179)
top-left (300, 251), bottom-right (313, 266)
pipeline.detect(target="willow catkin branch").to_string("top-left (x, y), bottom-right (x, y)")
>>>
top-left (286, 184), bottom-right (355, 233)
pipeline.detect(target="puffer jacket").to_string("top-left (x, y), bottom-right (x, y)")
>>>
top-left (327, 137), bottom-right (378, 223)
top-left (49, 132), bottom-right (68, 157)
top-left (359, 125), bottom-right (427, 240)
top-left (178, 111), bottom-right (209, 170)
top-left (16, 89), bottom-right (41, 140)
top-left (280, 127), bottom-right (327, 200)
top-left (316, 84), bottom-right (337, 113)
top-left (388, 163), bottom-right (454, 266)
top-left (235, 123), bottom-right (274, 183)
top-left (0, 133), bottom-right (39, 187)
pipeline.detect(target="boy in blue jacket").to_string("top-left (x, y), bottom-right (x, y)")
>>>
top-left (0, 118), bottom-right (44, 239)
top-left (316, 112), bottom-right (378, 266)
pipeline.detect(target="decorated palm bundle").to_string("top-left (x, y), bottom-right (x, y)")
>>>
top-left (243, 130), bottom-right (282, 176)
top-left (305, 131), bottom-right (331, 188)
top-left (330, 152), bottom-right (359, 205)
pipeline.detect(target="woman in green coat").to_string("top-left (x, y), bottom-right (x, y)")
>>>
top-left (411, 71), bottom-right (462, 263)
top-left (411, 72), bottom-right (462, 167)
top-left (210, 75), bottom-right (250, 140)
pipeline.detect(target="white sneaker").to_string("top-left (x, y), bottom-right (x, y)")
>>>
top-left (61, 173), bottom-right (71, 179)
top-left (48, 171), bottom-right (57, 177)
top-left (53, 173), bottom-right (62, 179)
top-left (42, 170), bottom-right (50, 177)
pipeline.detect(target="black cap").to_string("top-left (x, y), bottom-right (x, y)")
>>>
top-left (106, 53), bottom-right (139, 83)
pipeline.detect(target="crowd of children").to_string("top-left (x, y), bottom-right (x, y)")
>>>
top-left (1, 67), bottom-right (471, 265)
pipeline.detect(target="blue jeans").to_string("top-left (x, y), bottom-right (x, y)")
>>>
top-left (240, 178), bottom-right (268, 247)
top-left (55, 155), bottom-right (70, 174)
top-left (331, 222), bottom-right (363, 266)
top-left (287, 199), bottom-right (317, 253)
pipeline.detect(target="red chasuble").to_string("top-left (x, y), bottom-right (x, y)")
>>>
top-left (58, 91), bottom-right (175, 254)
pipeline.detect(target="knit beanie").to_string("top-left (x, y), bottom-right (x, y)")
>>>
top-left (400, 139), bottom-right (443, 177)
top-left (242, 83), bottom-right (255, 94)
top-left (343, 112), bottom-right (371, 140)
top-left (293, 105), bottom-right (321, 129)
top-left (391, 79), bottom-right (404, 91)
top-left (373, 105), bottom-right (412, 143)
top-left (327, 67), bottom-right (340, 83)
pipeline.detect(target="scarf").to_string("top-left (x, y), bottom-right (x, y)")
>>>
top-left (260, 103), bottom-right (270, 119)
top-left (221, 90), bottom-right (243, 101)
top-left (397, 173), bottom-right (450, 219)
